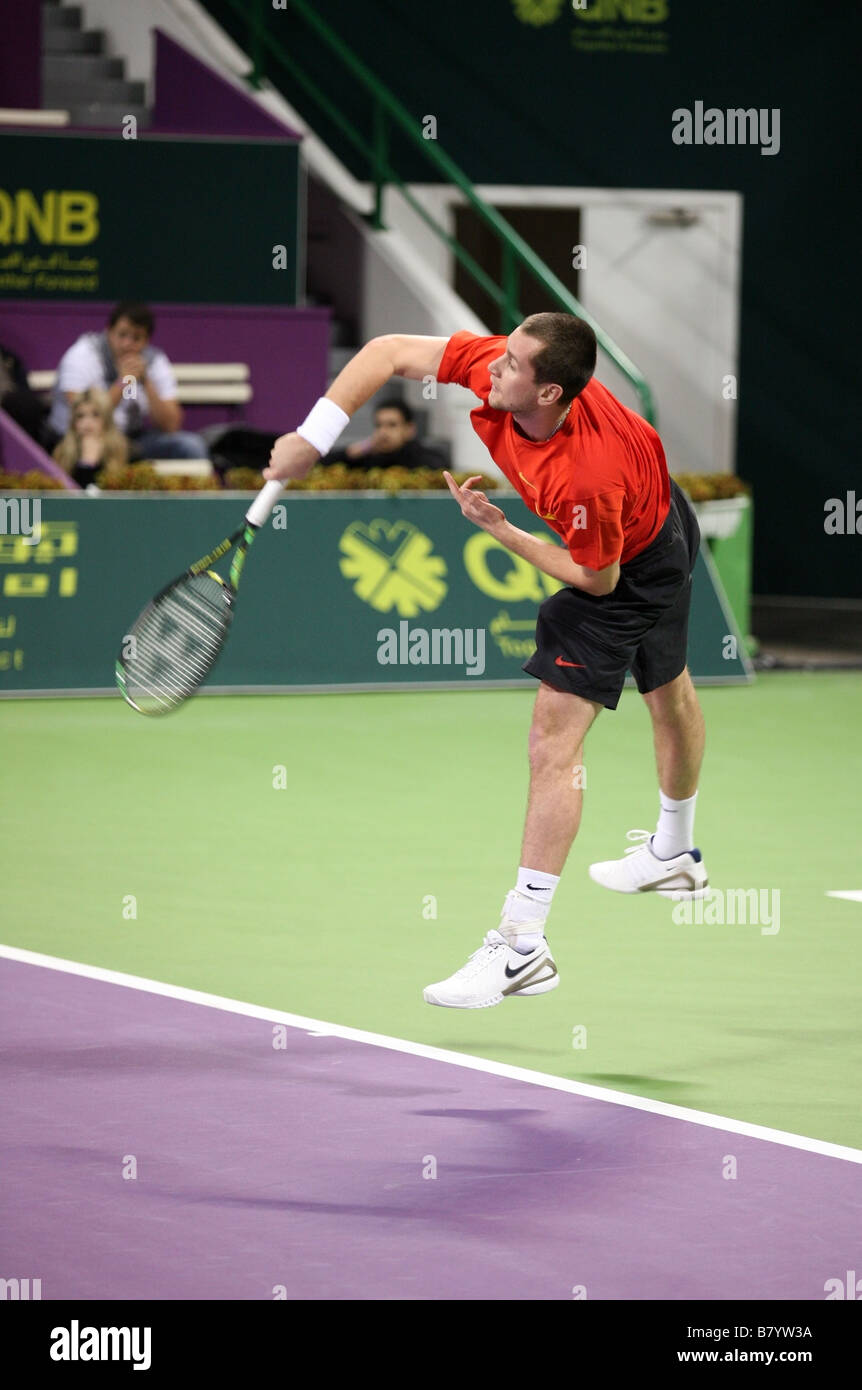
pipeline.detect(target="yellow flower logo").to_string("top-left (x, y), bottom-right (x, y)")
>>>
top-left (511, 0), bottom-right (567, 26)
top-left (339, 518), bottom-right (447, 617)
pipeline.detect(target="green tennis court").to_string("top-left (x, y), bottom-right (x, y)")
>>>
top-left (4, 670), bottom-right (861, 1150)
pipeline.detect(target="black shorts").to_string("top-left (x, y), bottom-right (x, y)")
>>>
top-left (523, 479), bottom-right (701, 709)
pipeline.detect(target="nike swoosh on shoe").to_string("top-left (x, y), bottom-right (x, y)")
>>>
top-left (502, 960), bottom-right (557, 995)
top-left (504, 956), bottom-right (539, 979)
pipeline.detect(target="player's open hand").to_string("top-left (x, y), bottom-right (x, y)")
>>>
top-left (443, 472), bottom-right (506, 535)
top-left (264, 431), bottom-right (321, 483)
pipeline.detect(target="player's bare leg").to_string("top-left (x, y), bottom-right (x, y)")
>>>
top-left (642, 667), bottom-right (704, 802)
top-left (590, 667), bottom-right (709, 897)
top-left (520, 681), bottom-right (603, 875)
top-left (423, 682), bottom-right (600, 1009)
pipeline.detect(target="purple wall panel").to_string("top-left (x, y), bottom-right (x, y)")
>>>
top-left (0, 408), bottom-right (77, 487)
top-left (151, 31), bottom-right (303, 140)
top-left (0, 302), bottom-right (331, 433)
top-left (0, 0), bottom-right (41, 108)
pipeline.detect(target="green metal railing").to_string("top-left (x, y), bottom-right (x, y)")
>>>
top-left (229, 0), bottom-right (656, 424)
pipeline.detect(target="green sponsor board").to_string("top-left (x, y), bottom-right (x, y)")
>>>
top-left (0, 133), bottom-right (299, 302)
top-left (0, 494), bottom-right (751, 694)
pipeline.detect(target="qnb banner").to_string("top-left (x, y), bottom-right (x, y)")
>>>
top-left (0, 132), bottom-right (300, 303)
top-left (0, 495), bottom-right (751, 694)
top-left (0, 191), bottom-right (99, 292)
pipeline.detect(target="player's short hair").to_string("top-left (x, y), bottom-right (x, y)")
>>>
top-left (108, 302), bottom-right (155, 336)
top-left (520, 312), bottom-right (597, 404)
top-left (375, 398), bottom-right (414, 424)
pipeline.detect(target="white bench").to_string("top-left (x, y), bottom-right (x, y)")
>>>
top-left (27, 364), bottom-right (252, 406)
top-left (0, 109), bottom-right (70, 127)
top-left (151, 460), bottom-right (215, 479)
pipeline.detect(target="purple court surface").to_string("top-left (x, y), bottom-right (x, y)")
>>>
top-left (2, 956), bottom-right (860, 1301)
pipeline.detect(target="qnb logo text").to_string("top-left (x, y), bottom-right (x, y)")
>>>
top-left (377, 622), bottom-right (486, 677)
top-left (0, 497), bottom-right (42, 546)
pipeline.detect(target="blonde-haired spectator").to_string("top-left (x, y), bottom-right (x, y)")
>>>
top-left (53, 388), bottom-right (128, 488)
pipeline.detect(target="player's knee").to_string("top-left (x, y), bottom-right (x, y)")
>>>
top-left (645, 668), bottom-right (698, 720)
top-left (528, 694), bottom-right (595, 771)
top-left (529, 723), bottom-right (566, 774)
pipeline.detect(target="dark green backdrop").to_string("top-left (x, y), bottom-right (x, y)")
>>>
top-left (0, 494), bottom-right (748, 693)
top-left (203, 0), bottom-right (860, 598)
top-left (0, 131), bottom-right (299, 303)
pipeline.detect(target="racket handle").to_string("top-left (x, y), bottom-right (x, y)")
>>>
top-left (245, 479), bottom-right (285, 528)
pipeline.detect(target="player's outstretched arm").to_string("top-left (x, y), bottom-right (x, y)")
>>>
top-left (264, 335), bottom-right (449, 483)
top-left (329, 334), bottom-right (449, 410)
top-left (444, 472), bottom-right (621, 596)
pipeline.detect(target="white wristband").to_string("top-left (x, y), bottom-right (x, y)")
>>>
top-left (296, 397), bottom-right (350, 456)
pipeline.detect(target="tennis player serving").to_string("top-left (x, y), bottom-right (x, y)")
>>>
top-left (264, 315), bottom-right (707, 1008)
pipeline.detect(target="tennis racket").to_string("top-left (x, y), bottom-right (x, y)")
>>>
top-left (116, 479), bottom-right (284, 716)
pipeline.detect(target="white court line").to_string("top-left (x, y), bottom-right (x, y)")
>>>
top-left (2, 942), bottom-right (861, 1166)
top-left (826, 891), bottom-right (862, 903)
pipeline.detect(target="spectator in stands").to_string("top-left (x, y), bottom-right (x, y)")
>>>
top-left (53, 388), bottom-right (128, 488)
top-left (326, 399), bottom-right (447, 469)
top-left (47, 302), bottom-right (207, 460)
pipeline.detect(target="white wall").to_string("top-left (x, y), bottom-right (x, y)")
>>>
top-left (582, 193), bottom-right (741, 476)
top-left (384, 184), bottom-right (742, 476)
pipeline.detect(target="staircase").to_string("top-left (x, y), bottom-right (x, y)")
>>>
top-left (41, 1), bottom-right (149, 129)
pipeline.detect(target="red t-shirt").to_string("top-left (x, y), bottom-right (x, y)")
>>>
top-left (437, 331), bottom-right (670, 569)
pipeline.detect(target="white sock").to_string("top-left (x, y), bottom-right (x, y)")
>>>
top-left (652, 791), bottom-right (697, 860)
top-left (498, 867), bottom-right (560, 954)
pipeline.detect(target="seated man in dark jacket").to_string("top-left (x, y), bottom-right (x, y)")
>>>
top-left (325, 399), bottom-right (446, 469)
top-left (0, 342), bottom-right (50, 445)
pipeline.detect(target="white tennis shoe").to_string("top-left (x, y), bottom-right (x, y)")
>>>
top-left (589, 829), bottom-right (709, 898)
top-left (423, 929), bottom-right (559, 1009)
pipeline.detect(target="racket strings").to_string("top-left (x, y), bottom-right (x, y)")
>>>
top-left (121, 574), bottom-right (231, 713)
